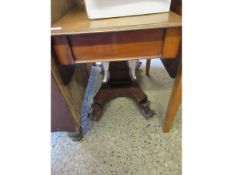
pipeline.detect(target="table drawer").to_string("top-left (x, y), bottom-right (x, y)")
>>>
top-left (69, 29), bottom-right (164, 63)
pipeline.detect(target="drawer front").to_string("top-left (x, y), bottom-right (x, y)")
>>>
top-left (69, 29), bottom-right (164, 63)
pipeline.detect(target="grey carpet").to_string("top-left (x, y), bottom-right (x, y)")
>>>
top-left (51, 59), bottom-right (182, 175)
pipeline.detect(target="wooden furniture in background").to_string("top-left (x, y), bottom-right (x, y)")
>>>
top-left (51, 2), bottom-right (182, 136)
top-left (51, 74), bottom-right (76, 131)
top-left (51, 57), bottom-right (91, 134)
top-left (164, 64), bottom-right (182, 132)
top-left (146, 0), bottom-right (182, 78)
top-left (51, 0), bottom-right (76, 23)
top-left (51, 0), bottom-right (92, 133)
top-left (161, 0), bottom-right (182, 78)
top-left (146, 59), bottom-right (151, 76)
top-left (163, 0), bottom-right (182, 132)
top-left (171, 0), bottom-right (182, 16)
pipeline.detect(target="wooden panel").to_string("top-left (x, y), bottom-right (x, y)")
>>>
top-left (51, 0), bottom-right (76, 24)
top-left (69, 29), bottom-right (164, 62)
top-left (162, 27), bottom-right (181, 58)
top-left (51, 57), bottom-right (90, 130)
top-left (51, 75), bottom-right (76, 132)
top-left (52, 36), bottom-right (74, 65)
top-left (51, 5), bottom-right (182, 36)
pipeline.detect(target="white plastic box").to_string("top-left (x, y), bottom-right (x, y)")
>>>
top-left (84, 0), bottom-right (172, 19)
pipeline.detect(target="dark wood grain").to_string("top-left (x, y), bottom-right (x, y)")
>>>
top-left (69, 29), bottom-right (164, 62)
top-left (57, 64), bottom-right (75, 85)
top-left (90, 61), bottom-right (155, 121)
top-left (109, 61), bottom-right (131, 82)
top-left (171, 0), bottom-right (182, 16)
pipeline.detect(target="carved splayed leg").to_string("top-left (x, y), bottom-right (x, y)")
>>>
top-left (90, 60), bottom-right (156, 121)
top-left (128, 80), bottom-right (156, 118)
top-left (138, 97), bottom-right (156, 118)
top-left (90, 62), bottom-right (109, 121)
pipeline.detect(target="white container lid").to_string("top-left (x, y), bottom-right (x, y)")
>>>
top-left (84, 0), bottom-right (172, 19)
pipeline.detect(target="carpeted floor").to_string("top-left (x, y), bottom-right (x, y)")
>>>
top-left (51, 59), bottom-right (182, 175)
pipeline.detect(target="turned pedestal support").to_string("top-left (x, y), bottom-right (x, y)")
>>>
top-left (90, 61), bottom-right (155, 121)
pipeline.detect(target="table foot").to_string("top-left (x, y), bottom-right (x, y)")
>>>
top-left (139, 100), bottom-right (156, 119)
top-left (90, 81), bottom-right (155, 121)
top-left (68, 129), bottom-right (82, 141)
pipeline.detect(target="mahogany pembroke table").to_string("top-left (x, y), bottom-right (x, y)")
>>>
top-left (51, 3), bottom-right (182, 140)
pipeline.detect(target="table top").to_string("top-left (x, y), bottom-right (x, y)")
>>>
top-left (51, 5), bottom-right (182, 36)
